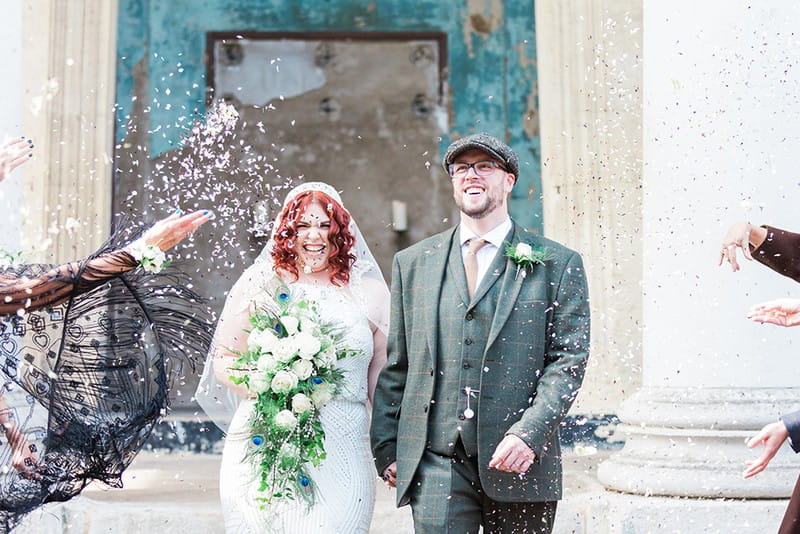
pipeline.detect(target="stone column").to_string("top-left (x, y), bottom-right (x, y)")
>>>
top-left (535, 0), bottom-right (643, 414)
top-left (0, 1), bottom-right (25, 254)
top-left (598, 0), bottom-right (800, 498)
top-left (20, 0), bottom-right (118, 262)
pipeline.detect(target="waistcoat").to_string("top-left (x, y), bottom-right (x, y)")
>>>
top-left (427, 233), bottom-right (508, 457)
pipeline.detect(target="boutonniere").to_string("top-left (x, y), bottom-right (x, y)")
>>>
top-left (504, 241), bottom-right (554, 280)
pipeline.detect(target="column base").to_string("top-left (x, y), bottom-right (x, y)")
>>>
top-left (598, 387), bottom-right (800, 498)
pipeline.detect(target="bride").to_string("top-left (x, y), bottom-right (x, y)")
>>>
top-left (196, 182), bottom-right (389, 533)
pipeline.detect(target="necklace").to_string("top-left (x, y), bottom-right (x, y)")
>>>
top-left (302, 263), bottom-right (329, 275)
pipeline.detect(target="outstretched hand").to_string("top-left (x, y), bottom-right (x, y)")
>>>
top-left (743, 420), bottom-right (788, 479)
top-left (141, 209), bottom-right (215, 252)
top-left (0, 137), bottom-right (33, 183)
top-left (719, 221), bottom-right (768, 271)
top-left (719, 221), bottom-right (754, 271)
top-left (746, 299), bottom-right (800, 327)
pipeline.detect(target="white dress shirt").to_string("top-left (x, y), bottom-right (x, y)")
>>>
top-left (459, 217), bottom-right (513, 290)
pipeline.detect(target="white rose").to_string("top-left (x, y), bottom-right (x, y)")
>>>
top-left (300, 317), bottom-right (319, 335)
top-left (280, 315), bottom-right (300, 336)
top-left (291, 393), bottom-right (314, 414)
top-left (256, 353), bottom-right (277, 373)
top-left (291, 359), bottom-right (314, 380)
top-left (515, 243), bottom-right (533, 257)
top-left (273, 409), bottom-right (297, 430)
top-left (311, 383), bottom-right (334, 408)
top-left (248, 328), bottom-right (278, 352)
top-left (270, 370), bottom-right (299, 394)
top-left (127, 240), bottom-right (168, 273)
top-left (248, 373), bottom-right (271, 394)
top-left (295, 331), bottom-right (321, 360)
top-left (273, 338), bottom-right (297, 362)
top-left (279, 442), bottom-right (300, 460)
top-left (314, 346), bottom-right (337, 367)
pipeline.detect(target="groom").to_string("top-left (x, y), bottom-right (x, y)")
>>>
top-left (371, 133), bottom-right (590, 533)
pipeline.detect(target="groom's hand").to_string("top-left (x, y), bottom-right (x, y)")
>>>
top-left (381, 461), bottom-right (397, 488)
top-left (489, 434), bottom-right (536, 474)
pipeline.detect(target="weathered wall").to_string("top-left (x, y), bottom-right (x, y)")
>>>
top-left (114, 0), bottom-right (541, 229)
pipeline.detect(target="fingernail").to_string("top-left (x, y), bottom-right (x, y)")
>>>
top-left (29, 145), bottom-right (34, 149)
top-left (28, 154), bottom-right (32, 157)
top-left (174, 208), bottom-right (182, 214)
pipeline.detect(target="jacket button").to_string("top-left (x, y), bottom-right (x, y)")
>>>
top-left (462, 362), bottom-right (471, 369)
top-left (465, 312), bottom-right (474, 321)
top-left (464, 338), bottom-right (473, 345)
top-left (423, 404), bottom-right (428, 413)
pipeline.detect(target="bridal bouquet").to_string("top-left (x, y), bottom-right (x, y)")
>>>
top-left (228, 284), bottom-right (354, 507)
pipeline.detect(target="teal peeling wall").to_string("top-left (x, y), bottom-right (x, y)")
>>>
top-left (116, 0), bottom-right (541, 229)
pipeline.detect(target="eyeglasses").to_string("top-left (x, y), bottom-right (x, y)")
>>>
top-left (448, 160), bottom-right (507, 178)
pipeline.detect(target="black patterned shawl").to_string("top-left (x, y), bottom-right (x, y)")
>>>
top-left (0, 230), bottom-right (212, 531)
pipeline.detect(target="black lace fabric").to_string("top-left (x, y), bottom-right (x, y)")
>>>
top-left (0, 231), bottom-right (212, 531)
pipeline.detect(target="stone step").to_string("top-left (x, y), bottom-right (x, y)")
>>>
top-left (18, 449), bottom-right (790, 533)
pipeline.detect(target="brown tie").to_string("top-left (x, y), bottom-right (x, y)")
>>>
top-left (464, 238), bottom-right (489, 298)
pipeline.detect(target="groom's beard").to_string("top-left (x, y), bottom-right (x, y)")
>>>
top-left (454, 191), bottom-right (502, 219)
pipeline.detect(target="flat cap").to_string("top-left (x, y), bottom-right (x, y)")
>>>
top-left (442, 133), bottom-right (519, 181)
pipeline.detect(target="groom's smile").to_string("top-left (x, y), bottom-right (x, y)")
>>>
top-left (450, 149), bottom-right (514, 222)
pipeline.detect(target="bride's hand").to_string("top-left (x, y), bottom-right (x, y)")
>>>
top-left (381, 461), bottom-right (397, 488)
top-left (0, 137), bottom-right (33, 183)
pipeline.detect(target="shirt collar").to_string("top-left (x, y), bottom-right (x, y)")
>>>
top-left (459, 217), bottom-right (512, 249)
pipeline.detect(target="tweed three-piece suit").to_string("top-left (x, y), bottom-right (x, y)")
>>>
top-left (370, 220), bottom-right (591, 527)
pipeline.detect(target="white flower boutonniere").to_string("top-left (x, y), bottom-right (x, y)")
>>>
top-left (504, 241), bottom-right (554, 280)
top-left (126, 239), bottom-right (170, 273)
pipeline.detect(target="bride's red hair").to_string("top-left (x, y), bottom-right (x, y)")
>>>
top-left (271, 190), bottom-right (356, 286)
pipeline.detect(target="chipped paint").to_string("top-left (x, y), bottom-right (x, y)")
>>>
top-left (115, 0), bottom-right (541, 229)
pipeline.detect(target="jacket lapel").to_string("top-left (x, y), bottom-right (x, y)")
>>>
top-left (424, 227), bottom-right (457, 364)
top-left (446, 234), bottom-right (471, 307)
top-left (485, 223), bottom-right (525, 351)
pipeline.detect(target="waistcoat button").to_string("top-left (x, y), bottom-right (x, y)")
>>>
top-left (464, 338), bottom-right (473, 345)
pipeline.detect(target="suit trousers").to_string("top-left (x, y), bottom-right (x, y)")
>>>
top-left (409, 438), bottom-right (557, 534)
top-left (779, 474), bottom-right (800, 534)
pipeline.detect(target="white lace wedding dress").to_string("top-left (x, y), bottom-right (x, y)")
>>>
top-left (218, 283), bottom-right (376, 533)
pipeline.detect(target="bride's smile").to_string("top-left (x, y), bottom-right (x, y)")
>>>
top-left (294, 201), bottom-right (332, 273)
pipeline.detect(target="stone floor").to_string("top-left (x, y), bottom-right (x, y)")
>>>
top-left (11, 449), bottom-right (793, 533)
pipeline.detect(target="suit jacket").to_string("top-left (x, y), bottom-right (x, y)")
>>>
top-left (753, 225), bottom-right (800, 450)
top-left (370, 221), bottom-right (590, 505)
